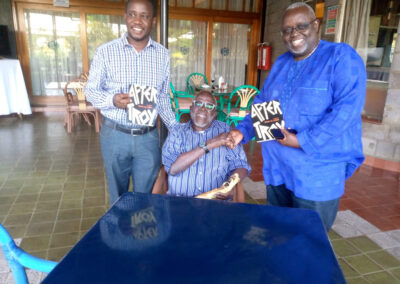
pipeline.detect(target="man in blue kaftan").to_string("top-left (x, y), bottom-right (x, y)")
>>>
top-left (228, 2), bottom-right (366, 231)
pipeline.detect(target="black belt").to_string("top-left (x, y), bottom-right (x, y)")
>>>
top-left (103, 118), bottom-right (156, 136)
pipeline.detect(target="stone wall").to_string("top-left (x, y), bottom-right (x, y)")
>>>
top-left (259, 0), bottom-right (292, 85)
top-left (0, 0), bottom-right (17, 58)
top-left (362, 20), bottom-right (400, 161)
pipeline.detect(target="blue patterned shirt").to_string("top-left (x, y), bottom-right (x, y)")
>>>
top-left (236, 40), bottom-right (366, 201)
top-left (85, 34), bottom-right (177, 129)
top-left (162, 120), bottom-right (251, 197)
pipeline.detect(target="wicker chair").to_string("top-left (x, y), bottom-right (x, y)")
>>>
top-left (222, 85), bottom-right (259, 127)
top-left (186, 72), bottom-right (208, 95)
top-left (63, 73), bottom-right (101, 133)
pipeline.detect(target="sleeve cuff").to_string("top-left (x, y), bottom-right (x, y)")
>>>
top-left (296, 130), bottom-right (316, 155)
top-left (235, 125), bottom-right (251, 144)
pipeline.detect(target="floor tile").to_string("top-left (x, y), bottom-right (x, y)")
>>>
top-left (50, 232), bottom-right (79, 249)
top-left (367, 250), bottom-right (400, 269)
top-left (347, 236), bottom-right (382, 253)
top-left (20, 235), bottom-right (51, 252)
top-left (344, 254), bottom-right (383, 274)
top-left (363, 271), bottom-right (399, 284)
top-left (331, 239), bottom-right (361, 257)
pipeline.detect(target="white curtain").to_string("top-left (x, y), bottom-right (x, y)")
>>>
top-left (340, 0), bottom-right (372, 63)
top-left (169, 19), bottom-right (207, 91)
top-left (211, 23), bottom-right (250, 88)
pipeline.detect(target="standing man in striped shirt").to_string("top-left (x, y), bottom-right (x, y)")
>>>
top-left (161, 91), bottom-right (250, 201)
top-left (85, 0), bottom-right (177, 205)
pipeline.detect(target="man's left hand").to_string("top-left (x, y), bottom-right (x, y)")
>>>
top-left (277, 129), bottom-right (301, 148)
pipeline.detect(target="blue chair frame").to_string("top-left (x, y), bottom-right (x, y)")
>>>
top-left (0, 224), bottom-right (57, 284)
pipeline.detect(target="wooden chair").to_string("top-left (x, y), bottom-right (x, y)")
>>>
top-left (186, 72), bottom-right (208, 95)
top-left (63, 73), bottom-right (101, 133)
top-left (222, 85), bottom-right (259, 127)
top-left (170, 82), bottom-right (194, 122)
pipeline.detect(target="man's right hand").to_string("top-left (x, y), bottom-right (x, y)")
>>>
top-left (206, 133), bottom-right (232, 149)
top-left (226, 129), bottom-right (244, 149)
top-left (113, 93), bottom-right (131, 109)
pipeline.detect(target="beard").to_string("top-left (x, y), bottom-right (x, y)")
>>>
top-left (191, 113), bottom-right (213, 129)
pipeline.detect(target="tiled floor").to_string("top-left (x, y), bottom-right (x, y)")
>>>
top-left (0, 113), bottom-right (400, 283)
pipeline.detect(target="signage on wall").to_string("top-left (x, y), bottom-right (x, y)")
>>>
top-left (325, 5), bottom-right (339, 35)
top-left (54, 0), bottom-right (69, 7)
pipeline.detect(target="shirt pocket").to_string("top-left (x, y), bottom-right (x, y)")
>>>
top-left (296, 84), bottom-right (331, 116)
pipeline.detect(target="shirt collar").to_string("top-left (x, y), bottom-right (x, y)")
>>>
top-left (189, 119), bottom-right (217, 134)
top-left (120, 33), bottom-right (154, 51)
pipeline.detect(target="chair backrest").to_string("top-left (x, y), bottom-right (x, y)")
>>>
top-left (63, 73), bottom-right (89, 110)
top-left (0, 224), bottom-right (57, 284)
top-left (227, 85), bottom-right (260, 117)
top-left (186, 72), bottom-right (208, 95)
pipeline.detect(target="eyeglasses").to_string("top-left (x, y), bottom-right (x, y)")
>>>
top-left (193, 100), bottom-right (216, 111)
top-left (280, 19), bottom-right (317, 37)
top-left (127, 12), bottom-right (152, 21)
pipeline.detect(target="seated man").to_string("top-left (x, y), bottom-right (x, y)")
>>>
top-left (160, 90), bottom-right (250, 202)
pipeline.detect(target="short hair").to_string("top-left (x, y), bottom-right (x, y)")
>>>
top-left (195, 91), bottom-right (217, 105)
top-left (125, 0), bottom-right (157, 17)
top-left (285, 2), bottom-right (316, 19)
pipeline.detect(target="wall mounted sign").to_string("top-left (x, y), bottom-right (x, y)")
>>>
top-left (325, 5), bottom-right (338, 35)
top-left (54, 0), bottom-right (69, 7)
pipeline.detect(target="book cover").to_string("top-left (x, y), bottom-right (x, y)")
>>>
top-left (127, 84), bottom-right (158, 126)
top-left (251, 100), bottom-right (285, 142)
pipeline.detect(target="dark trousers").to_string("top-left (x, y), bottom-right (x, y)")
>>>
top-left (267, 184), bottom-right (340, 231)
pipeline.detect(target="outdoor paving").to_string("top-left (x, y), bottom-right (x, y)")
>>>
top-left (1, 113), bottom-right (400, 283)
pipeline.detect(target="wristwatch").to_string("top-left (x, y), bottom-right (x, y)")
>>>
top-left (199, 142), bottom-right (209, 154)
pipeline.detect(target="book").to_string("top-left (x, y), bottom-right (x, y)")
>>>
top-left (251, 100), bottom-right (285, 142)
top-left (127, 84), bottom-right (158, 126)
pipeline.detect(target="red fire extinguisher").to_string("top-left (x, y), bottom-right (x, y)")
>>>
top-left (257, 42), bottom-right (271, 71)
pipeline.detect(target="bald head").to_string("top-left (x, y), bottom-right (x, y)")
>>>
top-left (194, 91), bottom-right (217, 105)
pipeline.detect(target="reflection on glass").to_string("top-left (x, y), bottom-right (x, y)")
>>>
top-left (195, 0), bottom-right (209, 9)
top-left (177, 0), bottom-right (192, 7)
top-left (169, 0), bottom-right (175, 6)
top-left (169, 19), bottom-right (207, 90)
top-left (212, 0), bottom-right (226, 10)
top-left (87, 14), bottom-right (127, 64)
top-left (212, 23), bottom-right (250, 87)
top-left (24, 10), bottom-right (81, 96)
top-left (229, 0), bottom-right (242, 11)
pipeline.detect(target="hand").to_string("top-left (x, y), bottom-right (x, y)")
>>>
top-left (276, 128), bottom-right (300, 148)
top-left (113, 93), bottom-right (131, 109)
top-left (206, 133), bottom-right (233, 150)
top-left (226, 129), bottom-right (244, 149)
top-left (214, 190), bottom-right (234, 201)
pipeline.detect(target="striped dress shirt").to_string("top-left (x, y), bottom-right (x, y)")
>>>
top-left (85, 34), bottom-right (177, 129)
top-left (162, 120), bottom-right (251, 197)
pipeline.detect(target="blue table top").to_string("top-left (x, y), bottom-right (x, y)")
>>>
top-left (43, 193), bottom-right (345, 284)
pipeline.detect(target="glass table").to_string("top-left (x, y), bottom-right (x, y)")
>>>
top-left (42, 193), bottom-right (345, 283)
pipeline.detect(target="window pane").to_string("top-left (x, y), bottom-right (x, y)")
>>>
top-left (177, 0), bottom-right (192, 7)
top-left (212, 23), bottom-right (250, 87)
top-left (229, 0), bottom-right (242, 11)
top-left (86, 14), bottom-right (127, 63)
top-left (169, 19), bottom-right (207, 90)
top-left (195, 0), bottom-right (209, 9)
top-left (169, 0), bottom-right (175, 6)
top-left (212, 0), bottom-right (226, 10)
top-left (24, 10), bottom-right (81, 96)
top-left (245, 0), bottom-right (258, 12)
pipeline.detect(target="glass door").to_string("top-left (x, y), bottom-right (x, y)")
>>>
top-left (211, 22), bottom-right (251, 88)
top-left (168, 19), bottom-right (207, 91)
top-left (24, 10), bottom-right (82, 97)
